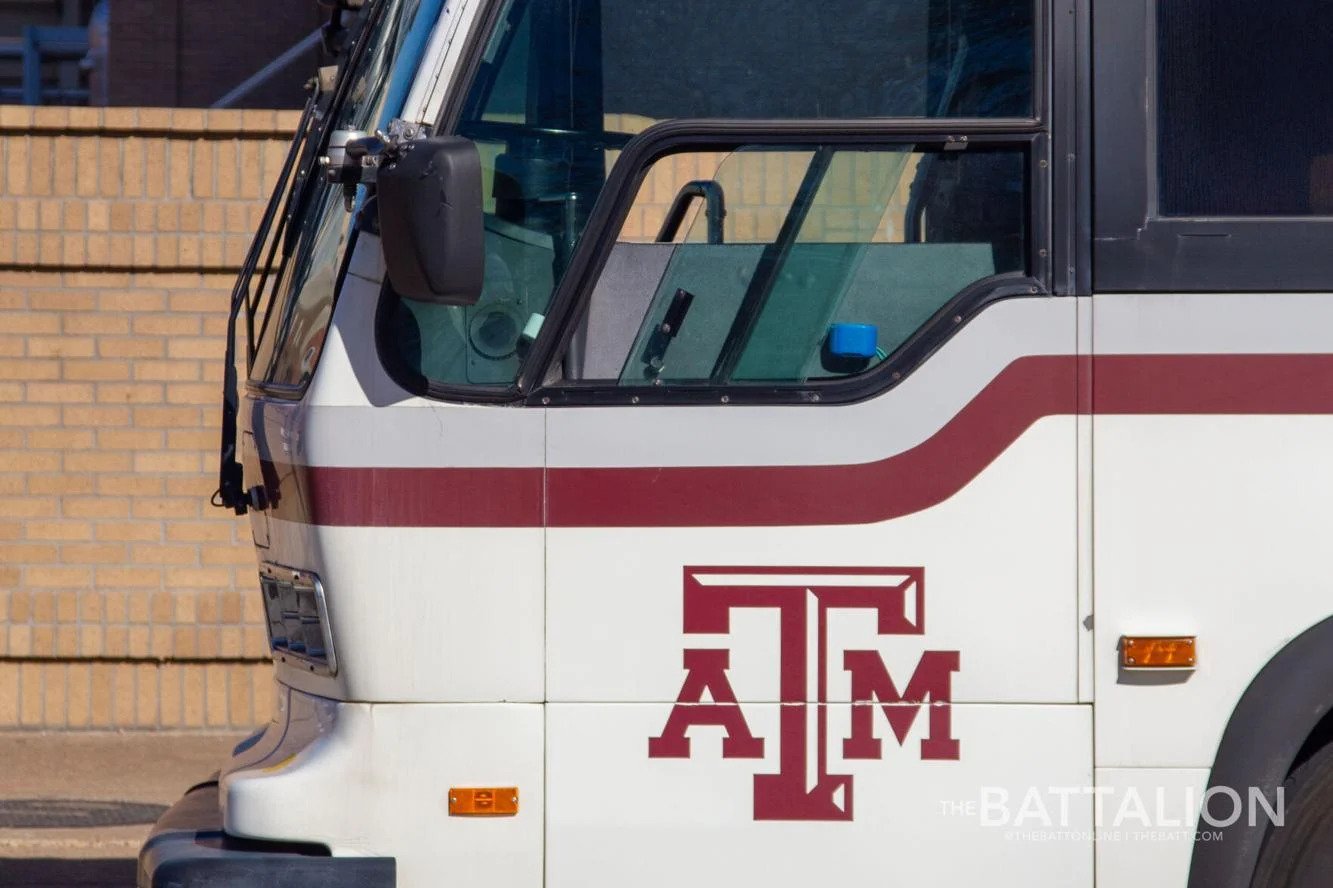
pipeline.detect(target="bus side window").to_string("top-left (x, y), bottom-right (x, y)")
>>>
top-left (565, 143), bottom-right (1028, 387)
top-left (1159, 0), bottom-right (1333, 217)
top-left (1096, 0), bottom-right (1333, 290)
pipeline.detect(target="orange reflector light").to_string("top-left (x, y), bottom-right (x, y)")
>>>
top-left (449, 787), bottom-right (519, 816)
top-left (1121, 636), bottom-right (1197, 669)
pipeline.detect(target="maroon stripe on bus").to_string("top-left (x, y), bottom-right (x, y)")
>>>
top-left (548, 354), bottom-right (1076, 527)
top-left (283, 353), bottom-right (1333, 528)
top-left (1093, 353), bottom-right (1333, 415)
top-left (299, 464), bottom-right (544, 528)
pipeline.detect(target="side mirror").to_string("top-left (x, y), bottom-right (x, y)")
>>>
top-left (377, 136), bottom-right (484, 305)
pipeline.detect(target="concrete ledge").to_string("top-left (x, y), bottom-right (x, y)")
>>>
top-left (0, 106), bottom-right (304, 138)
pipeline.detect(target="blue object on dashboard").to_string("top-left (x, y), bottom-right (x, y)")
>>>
top-left (827, 323), bottom-right (878, 359)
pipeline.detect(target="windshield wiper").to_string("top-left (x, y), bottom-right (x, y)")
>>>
top-left (214, 0), bottom-right (388, 514)
top-left (213, 91), bottom-right (319, 515)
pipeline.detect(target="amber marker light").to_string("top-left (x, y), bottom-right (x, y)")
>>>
top-left (448, 787), bottom-right (519, 816)
top-left (1120, 636), bottom-right (1197, 670)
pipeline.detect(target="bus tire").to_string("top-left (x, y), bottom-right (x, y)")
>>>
top-left (1250, 743), bottom-right (1333, 887)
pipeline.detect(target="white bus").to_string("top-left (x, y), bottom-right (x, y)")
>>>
top-left (139, 1), bottom-right (1333, 886)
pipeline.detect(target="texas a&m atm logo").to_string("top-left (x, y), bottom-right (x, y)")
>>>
top-left (649, 567), bottom-right (959, 822)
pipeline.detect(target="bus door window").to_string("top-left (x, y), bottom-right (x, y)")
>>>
top-left (562, 141), bottom-right (1029, 386)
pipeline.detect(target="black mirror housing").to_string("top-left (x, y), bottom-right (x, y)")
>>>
top-left (377, 136), bottom-right (484, 305)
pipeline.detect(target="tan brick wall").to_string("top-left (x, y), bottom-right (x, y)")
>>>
top-left (0, 106), bottom-right (295, 269)
top-left (0, 107), bottom-right (302, 730)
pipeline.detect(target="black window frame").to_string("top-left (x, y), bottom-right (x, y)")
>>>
top-left (376, 0), bottom-right (1076, 406)
top-left (1094, 0), bottom-right (1333, 292)
top-left (520, 121), bottom-right (1051, 407)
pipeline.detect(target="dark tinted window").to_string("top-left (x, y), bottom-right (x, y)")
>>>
top-left (1159, 0), bottom-right (1333, 216)
top-left (473, 0), bottom-right (1034, 126)
top-left (599, 0), bottom-right (1034, 121)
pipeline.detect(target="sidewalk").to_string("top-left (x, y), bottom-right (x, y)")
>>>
top-left (0, 731), bottom-right (245, 888)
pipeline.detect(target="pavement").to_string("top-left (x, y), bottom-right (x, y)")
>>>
top-left (0, 732), bottom-right (246, 888)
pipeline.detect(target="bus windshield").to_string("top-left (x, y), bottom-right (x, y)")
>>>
top-left (382, 0), bottom-right (1035, 390)
top-left (250, 0), bottom-right (425, 390)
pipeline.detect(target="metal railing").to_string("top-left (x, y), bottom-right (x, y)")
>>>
top-left (0, 25), bottom-right (89, 105)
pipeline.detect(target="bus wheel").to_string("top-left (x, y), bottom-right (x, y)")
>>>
top-left (1251, 744), bottom-right (1333, 887)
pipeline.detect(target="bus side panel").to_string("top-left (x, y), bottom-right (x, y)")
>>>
top-left (547, 704), bottom-right (1090, 888)
top-left (544, 297), bottom-right (1087, 885)
top-left (1091, 291), bottom-right (1333, 888)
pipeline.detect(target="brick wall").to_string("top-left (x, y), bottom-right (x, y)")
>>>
top-left (601, 120), bottom-right (922, 245)
top-left (0, 106), bottom-right (301, 730)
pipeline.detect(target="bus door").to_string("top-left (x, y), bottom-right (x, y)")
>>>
top-left (538, 139), bottom-right (1088, 886)
top-left (499, 1), bottom-right (1093, 883)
